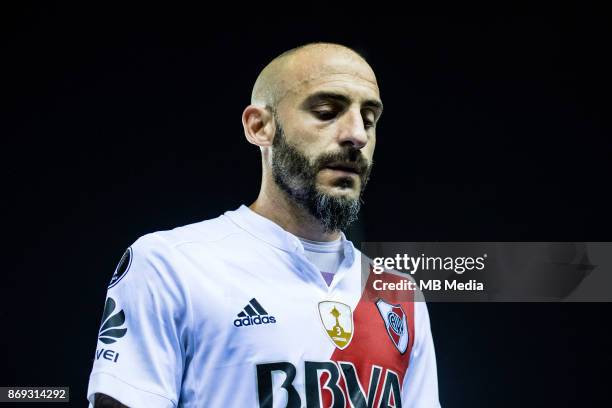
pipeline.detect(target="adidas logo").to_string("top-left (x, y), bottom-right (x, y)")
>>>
top-left (233, 298), bottom-right (277, 327)
top-left (98, 297), bottom-right (128, 344)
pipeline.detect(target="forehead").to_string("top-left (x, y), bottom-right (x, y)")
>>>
top-left (279, 53), bottom-right (381, 106)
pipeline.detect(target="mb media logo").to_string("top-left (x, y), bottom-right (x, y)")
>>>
top-left (233, 298), bottom-right (276, 327)
top-left (98, 297), bottom-right (127, 344)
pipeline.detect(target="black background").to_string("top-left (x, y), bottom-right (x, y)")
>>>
top-left (3, 6), bottom-right (611, 407)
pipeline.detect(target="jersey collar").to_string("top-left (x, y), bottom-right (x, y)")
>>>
top-left (224, 205), bottom-right (355, 264)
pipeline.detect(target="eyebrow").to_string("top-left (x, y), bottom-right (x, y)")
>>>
top-left (301, 91), bottom-right (384, 114)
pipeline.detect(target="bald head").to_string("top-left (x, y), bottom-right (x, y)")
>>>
top-left (251, 43), bottom-right (378, 110)
top-left (243, 43), bottom-right (382, 236)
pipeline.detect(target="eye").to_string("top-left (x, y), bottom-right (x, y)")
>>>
top-left (312, 109), bottom-right (338, 121)
top-left (362, 110), bottom-right (376, 129)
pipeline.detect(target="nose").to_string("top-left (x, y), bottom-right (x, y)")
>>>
top-left (337, 108), bottom-right (368, 149)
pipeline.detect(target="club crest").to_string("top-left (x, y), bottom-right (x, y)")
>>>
top-left (376, 299), bottom-right (409, 354)
top-left (318, 301), bottom-right (354, 350)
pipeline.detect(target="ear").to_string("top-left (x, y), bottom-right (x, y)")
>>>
top-left (242, 105), bottom-right (275, 147)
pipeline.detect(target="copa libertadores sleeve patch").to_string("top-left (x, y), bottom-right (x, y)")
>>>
top-left (108, 247), bottom-right (132, 289)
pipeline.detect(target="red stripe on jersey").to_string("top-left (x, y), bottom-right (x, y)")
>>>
top-left (321, 267), bottom-right (416, 407)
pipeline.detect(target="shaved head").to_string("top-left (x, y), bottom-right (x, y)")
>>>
top-left (244, 42), bottom-right (382, 236)
top-left (251, 43), bottom-right (379, 111)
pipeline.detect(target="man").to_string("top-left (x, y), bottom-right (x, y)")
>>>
top-left (88, 42), bottom-right (440, 407)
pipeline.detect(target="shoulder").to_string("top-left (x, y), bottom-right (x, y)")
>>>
top-left (107, 212), bottom-right (238, 291)
top-left (114, 209), bottom-right (250, 289)
top-left (135, 210), bottom-right (241, 251)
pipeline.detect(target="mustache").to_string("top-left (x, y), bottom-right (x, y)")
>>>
top-left (315, 148), bottom-right (370, 175)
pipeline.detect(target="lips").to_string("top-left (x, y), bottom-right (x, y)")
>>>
top-left (324, 162), bottom-right (361, 174)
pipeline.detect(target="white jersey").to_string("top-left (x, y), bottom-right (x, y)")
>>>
top-left (87, 205), bottom-right (440, 407)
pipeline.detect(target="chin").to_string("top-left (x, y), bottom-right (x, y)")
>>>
top-left (318, 185), bottom-right (360, 200)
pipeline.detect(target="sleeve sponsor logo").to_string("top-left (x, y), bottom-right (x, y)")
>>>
top-left (98, 297), bottom-right (127, 344)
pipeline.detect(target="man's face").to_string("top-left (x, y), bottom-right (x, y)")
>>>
top-left (270, 54), bottom-right (382, 232)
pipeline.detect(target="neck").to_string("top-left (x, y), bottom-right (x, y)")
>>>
top-left (249, 178), bottom-right (341, 242)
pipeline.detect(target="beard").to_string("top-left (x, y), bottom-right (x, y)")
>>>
top-left (271, 119), bottom-right (372, 233)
